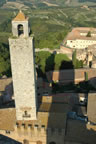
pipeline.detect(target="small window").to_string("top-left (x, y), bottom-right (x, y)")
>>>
top-left (49, 142), bottom-right (56, 144)
top-left (22, 111), bottom-right (31, 118)
top-left (18, 24), bottom-right (24, 36)
top-left (28, 124), bottom-right (32, 127)
top-left (25, 111), bottom-right (27, 115)
top-left (6, 130), bottom-right (10, 134)
top-left (34, 124), bottom-right (38, 128)
top-left (41, 125), bottom-right (45, 128)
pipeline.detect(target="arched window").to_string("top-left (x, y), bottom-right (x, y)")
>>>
top-left (49, 142), bottom-right (56, 144)
top-left (18, 24), bottom-right (24, 36)
top-left (37, 141), bottom-right (42, 144)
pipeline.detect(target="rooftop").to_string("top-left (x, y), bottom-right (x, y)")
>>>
top-left (65, 27), bottom-right (96, 41)
top-left (12, 10), bottom-right (28, 21)
top-left (0, 102), bottom-right (71, 131)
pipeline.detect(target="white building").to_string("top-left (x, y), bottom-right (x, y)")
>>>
top-left (65, 27), bottom-right (96, 49)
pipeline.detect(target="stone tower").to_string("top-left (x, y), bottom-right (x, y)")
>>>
top-left (9, 11), bottom-right (37, 120)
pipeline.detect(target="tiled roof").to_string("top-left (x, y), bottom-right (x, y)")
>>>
top-left (65, 27), bottom-right (96, 41)
top-left (39, 103), bottom-right (72, 113)
top-left (0, 108), bottom-right (16, 131)
top-left (46, 69), bottom-right (96, 84)
top-left (13, 11), bottom-right (28, 21)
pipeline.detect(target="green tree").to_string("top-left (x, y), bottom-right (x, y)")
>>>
top-left (85, 72), bottom-right (88, 81)
top-left (0, 43), bottom-right (11, 77)
top-left (56, 33), bottom-right (63, 41)
top-left (86, 31), bottom-right (91, 37)
top-left (72, 50), bottom-right (77, 68)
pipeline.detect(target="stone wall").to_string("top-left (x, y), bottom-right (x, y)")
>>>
top-left (0, 126), bottom-right (65, 144)
top-left (9, 37), bottom-right (37, 120)
top-left (46, 68), bottom-right (96, 84)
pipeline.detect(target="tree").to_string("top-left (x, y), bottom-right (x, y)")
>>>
top-left (72, 50), bottom-right (77, 68)
top-left (0, 43), bottom-right (11, 77)
top-left (86, 31), bottom-right (91, 37)
top-left (85, 72), bottom-right (88, 81)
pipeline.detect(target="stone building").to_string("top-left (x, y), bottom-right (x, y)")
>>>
top-left (0, 11), bottom-right (96, 144)
top-left (64, 27), bottom-right (96, 49)
top-left (9, 10), bottom-right (37, 121)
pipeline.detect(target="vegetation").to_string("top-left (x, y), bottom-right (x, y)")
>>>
top-left (72, 50), bottom-right (83, 68)
top-left (52, 81), bottom-right (96, 93)
top-left (85, 72), bottom-right (88, 81)
top-left (35, 51), bottom-right (84, 78)
top-left (86, 31), bottom-right (91, 37)
top-left (0, 43), bottom-right (11, 77)
top-left (0, 0), bottom-right (6, 7)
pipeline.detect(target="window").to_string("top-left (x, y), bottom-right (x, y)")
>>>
top-left (34, 124), bottom-right (38, 128)
top-left (49, 142), bottom-right (56, 144)
top-left (18, 24), bottom-right (24, 36)
top-left (22, 111), bottom-right (31, 118)
top-left (6, 130), bottom-right (10, 134)
top-left (41, 125), bottom-right (45, 128)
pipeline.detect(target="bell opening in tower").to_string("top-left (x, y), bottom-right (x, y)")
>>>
top-left (18, 24), bottom-right (24, 37)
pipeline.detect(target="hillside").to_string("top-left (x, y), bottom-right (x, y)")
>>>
top-left (0, 0), bottom-right (96, 77)
top-left (1, 0), bottom-right (96, 9)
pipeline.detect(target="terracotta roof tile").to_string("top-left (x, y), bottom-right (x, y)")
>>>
top-left (65, 27), bottom-right (96, 41)
top-left (0, 108), bottom-right (16, 131)
top-left (13, 11), bottom-right (28, 21)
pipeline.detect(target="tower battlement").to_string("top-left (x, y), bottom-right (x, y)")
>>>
top-left (14, 124), bottom-right (65, 136)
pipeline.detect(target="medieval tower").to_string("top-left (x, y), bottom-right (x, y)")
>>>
top-left (9, 11), bottom-right (37, 121)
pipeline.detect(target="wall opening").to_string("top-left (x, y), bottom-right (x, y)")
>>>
top-left (18, 24), bottom-right (24, 36)
top-left (49, 142), bottom-right (56, 144)
top-left (22, 111), bottom-right (31, 118)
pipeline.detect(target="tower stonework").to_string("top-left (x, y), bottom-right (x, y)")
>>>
top-left (9, 11), bottom-right (37, 121)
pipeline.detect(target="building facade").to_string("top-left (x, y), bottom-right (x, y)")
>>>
top-left (65, 27), bottom-right (96, 49)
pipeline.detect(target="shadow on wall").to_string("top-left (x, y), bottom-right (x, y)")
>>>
top-left (45, 54), bottom-right (74, 144)
top-left (45, 92), bottom-right (96, 144)
top-left (0, 80), bottom-right (15, 108)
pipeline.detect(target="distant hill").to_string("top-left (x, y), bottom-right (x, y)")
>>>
top-left (1, 0), bottom-right (96, 9)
